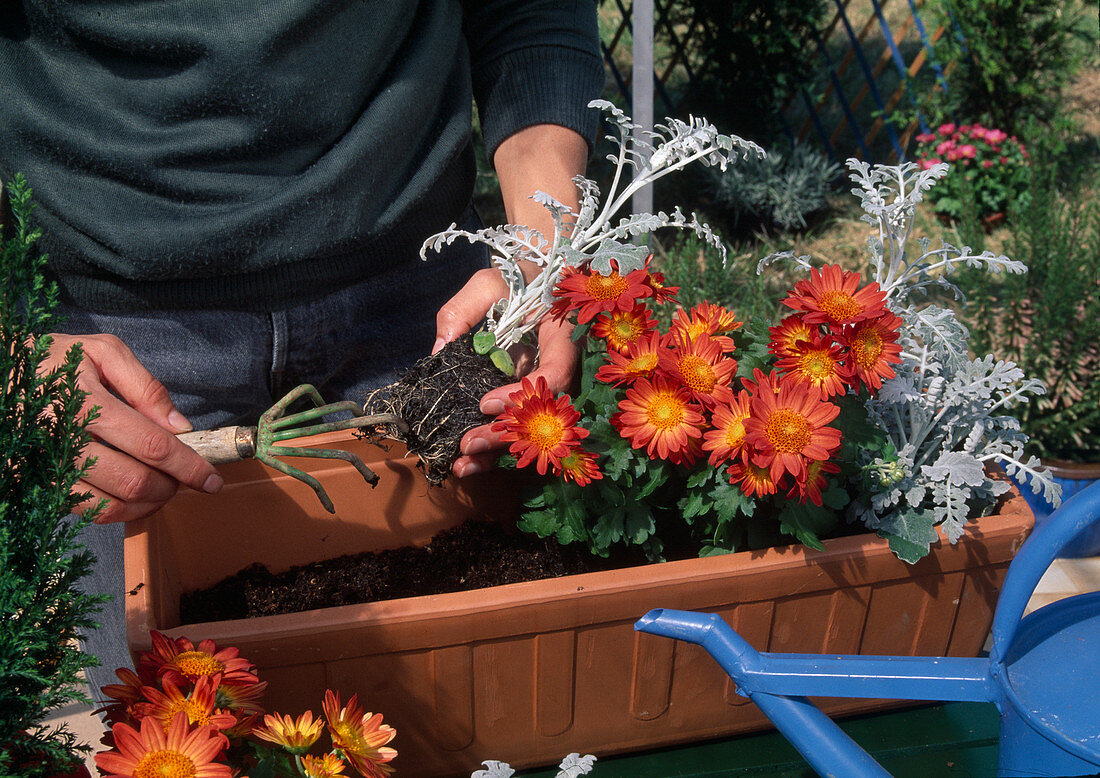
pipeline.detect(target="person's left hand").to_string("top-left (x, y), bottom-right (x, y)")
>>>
top-left (434, 123), bottom-right (589, 477)
top-left (433, 266), bottom-right (577, 477)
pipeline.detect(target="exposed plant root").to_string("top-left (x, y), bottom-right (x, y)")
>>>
top-left (362, 334), bottom-right (510, 484)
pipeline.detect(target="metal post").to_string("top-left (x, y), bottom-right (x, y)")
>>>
top-left (631, 0), bottom-right (655, 221)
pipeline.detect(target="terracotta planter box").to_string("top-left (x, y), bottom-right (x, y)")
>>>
top-left (125, 431), bottom-right (1033, 777)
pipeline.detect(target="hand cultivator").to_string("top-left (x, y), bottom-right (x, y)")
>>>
top-left (177, 384), bottom-right (407, 513)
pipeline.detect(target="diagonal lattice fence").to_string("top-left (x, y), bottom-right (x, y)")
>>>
top-left (599, 0), bottom-right (955, 163)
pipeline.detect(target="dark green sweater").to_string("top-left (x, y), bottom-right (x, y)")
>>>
top-left (0, 1), bottom-right (602, 311)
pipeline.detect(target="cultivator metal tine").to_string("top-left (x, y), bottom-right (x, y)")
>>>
top-left (252, 384), bottom-right (409, 514)
top-left (253, 449), bottom-right (337, 514)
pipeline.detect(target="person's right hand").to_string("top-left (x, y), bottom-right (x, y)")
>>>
top-left (44, 333), bottom-right (224, 523)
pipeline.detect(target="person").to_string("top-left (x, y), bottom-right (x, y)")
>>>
top-left (0, 1), bottom-right (604, 698)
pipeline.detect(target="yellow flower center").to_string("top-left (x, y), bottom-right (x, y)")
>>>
top-left (797, 350), bottom-right (839, 380)
top-left (764, 409), bottom-right (813, 453)
top-left (174, 651), bottom-right (223, 678)
top-left (584, 272), bottom-right (628, 301)
top-left (611, 317), bottom-right (642, 339)
top-left (748, 461), bottom-right (772, 482)
top-left (678, 355), bottom-right (717, 393)
top-left (526, 412), bottom-right (566, 451)
top-left (780, 329), bottom-right (812, 355)
top-left (684, 321), bottom-right (709, 340)
top-left (134, 750), bottom-right (197, 778)
top-left (723, 418), bottom-right (747, 447)
top-left (852, 329), bottom-right (884, 367)
top-left (645, 393), bottom-right (686, 430)
top-left (626, 352), bottom-right (659, 374)
top-left (817, 290), bottom-right (863, 322)
top-left (165, 697), bottom-right (214, 728)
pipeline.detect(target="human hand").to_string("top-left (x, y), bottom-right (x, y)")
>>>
top-left (436, 123), bottom-right (588, 477)
top-left (44, 333), bottom-right (223, 523)
top-left (433, 269), bottom-right (578, 477)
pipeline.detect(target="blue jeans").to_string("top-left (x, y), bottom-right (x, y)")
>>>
top-left (61, 221), bottom-right (487, 702)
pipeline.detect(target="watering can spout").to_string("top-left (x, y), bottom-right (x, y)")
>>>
top-left (637, 608), bottom-right (766, 679)
top-left (637, 608), bottom-right (892, 777)
top-left (635, 608), bottom-right (720, 641)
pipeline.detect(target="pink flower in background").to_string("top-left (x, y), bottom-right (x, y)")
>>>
top-left (913, 120), bottom-right (1029, 222)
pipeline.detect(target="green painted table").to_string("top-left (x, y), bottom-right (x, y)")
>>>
top-left (521, 702), bottom-right (1001, 777)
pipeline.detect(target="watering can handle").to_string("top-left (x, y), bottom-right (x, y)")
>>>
top-left (990, 480), bottom-right (1100, 660)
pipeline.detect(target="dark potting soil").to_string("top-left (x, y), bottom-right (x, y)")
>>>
top-left (179, 519), bottom-right (627, 624)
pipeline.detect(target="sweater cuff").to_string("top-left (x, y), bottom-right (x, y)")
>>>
top-left (474, 45), bottom-right (605, 162)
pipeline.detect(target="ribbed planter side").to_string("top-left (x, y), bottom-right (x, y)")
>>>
top-left (125, 432), bottom-right (1033, 778)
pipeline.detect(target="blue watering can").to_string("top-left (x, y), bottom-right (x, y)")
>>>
top-left (636, 481), bottom-right (1100, 777)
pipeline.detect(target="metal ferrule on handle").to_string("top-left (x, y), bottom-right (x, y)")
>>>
top-left (176, 427), bottom-right (256, 464)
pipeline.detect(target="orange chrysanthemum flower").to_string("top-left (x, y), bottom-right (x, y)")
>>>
top-left (253, 710), bottom-right (324, 755)
top-left (551, 265), bottom-right (652, 323)
top-left (323, 691), bottom-right (398, 778)
top-left (657, 334), bottom-right (737, 407)
top-left (134, 675), bottom-right (238, 735)
top-left (491, 376), bottom-right (587, 475)
top-left (97, 667), bottom-right (151, 726)
top-left (302, 754), bottom-right (349, 778)
top-left (665, 432), bottom-right (705, 467)
top-left (768, 314), bottom-right (817, 359)
top-left (775, 331), bottom-right (852, 399)
top-left (782, 264), bottom-right (888, 327)
top-left (839, 312), bottom-right (904, 392)
top-left (725, 453), bottom-right (781, 498)
top-left (592, 303), bottom-right (657, 353)
top-left (613, 376), bottom-right (706, 461)
top-left (788, 459), bottom-right (841, 507)
top-left (644, 268), bottom-right (680, 304)
top-left (142, 631), bottom-right (258, 689)
top-left (701, 391), bottom-right (753, 467)
top-left (741, 367), bottom-right (782, 398)
top-left (744, 379), bottom-right (842, 483)
top-left (594, 332), bottom-right (664, 385)
top-left (95, 712), bottom-right (231, 778)
top-left (213, 677), bottom-right (267, 717)
top-left (669, 302), bottom-right (742, 352)
top-left (559, 449), bottom-right (603, 486)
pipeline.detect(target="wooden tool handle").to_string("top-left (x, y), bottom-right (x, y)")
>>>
top-left (177, 427), bottom-right (257, 464)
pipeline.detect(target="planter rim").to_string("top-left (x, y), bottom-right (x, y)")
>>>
top-left (137, 493), bottom-right (1032, 653)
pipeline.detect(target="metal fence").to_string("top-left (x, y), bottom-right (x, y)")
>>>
top-left (600, 0), bottom-right (954, 163)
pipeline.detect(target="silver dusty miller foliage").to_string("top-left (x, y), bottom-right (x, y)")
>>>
top-left (472, 753), bottom-right (597, 778)
top-left (421, 99), bottom-right (764, 350)
top-left (764, 160), bottom-right (1058, 560)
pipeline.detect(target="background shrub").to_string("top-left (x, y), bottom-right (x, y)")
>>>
top-left (953, 158), bottom-right (1100, 461)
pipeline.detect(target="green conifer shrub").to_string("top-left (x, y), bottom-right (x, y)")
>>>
top-left (1, 175), bottom-right (105, 776)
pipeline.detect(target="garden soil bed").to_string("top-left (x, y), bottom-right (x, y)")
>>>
top-left (179, 520), bottom-right (614, 623)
